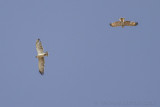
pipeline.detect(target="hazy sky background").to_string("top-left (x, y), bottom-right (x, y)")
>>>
top-left (0, 0), bottom-right (160, 107)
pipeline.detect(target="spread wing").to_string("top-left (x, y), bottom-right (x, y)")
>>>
top-left (36, 39), bottom-right (44, 54)
top-left (110, 21), bottom-right (122, 27)
top-left (124, 21), bottom-right (138, 26)
top-left (38, 57), bottom-right (45, 75)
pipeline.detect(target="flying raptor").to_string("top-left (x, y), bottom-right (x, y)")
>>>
top-left (110, 18), bottom-right (138, 28)
top-left (36, 39), bottom-right (48, 75)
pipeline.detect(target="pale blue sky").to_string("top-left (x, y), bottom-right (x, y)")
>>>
top-left (0, 0), bottom-right (160, 107)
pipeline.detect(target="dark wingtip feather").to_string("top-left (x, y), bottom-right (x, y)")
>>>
top-left (135, 22), bottom-right (138, 26)
top-left (39, 71), bottom-right (44, 75)
top-left (37, 38), bottom-right (41, 43)
top-left (109, 23), bottom-right (112, 27)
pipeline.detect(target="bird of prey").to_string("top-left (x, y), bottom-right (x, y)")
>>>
top-left (110, 18), bottom-right (138, 28)
top-left (36, 39), bottom-right (48, 75)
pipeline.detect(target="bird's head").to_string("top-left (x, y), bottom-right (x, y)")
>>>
top-left (119, 18), bottom-right (125, 22)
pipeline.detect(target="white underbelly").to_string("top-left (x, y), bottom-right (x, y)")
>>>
top-left (37, 54), bottom-right (44, 57)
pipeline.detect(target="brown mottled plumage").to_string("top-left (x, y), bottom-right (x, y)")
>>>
top-left (110, 18), bottom-right (138, 28)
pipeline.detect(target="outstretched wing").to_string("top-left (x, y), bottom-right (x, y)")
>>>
top-left (124, 21), bottom-right (138, 26)
top-left (38, 57), bottom-right (45, 75)
top-left (110, 21), bottom-right (122, 27)
top-left (36, 39), bottom-right (44, 54)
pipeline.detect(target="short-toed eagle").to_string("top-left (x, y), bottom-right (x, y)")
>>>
top-left (36, 38), bottom-right (48, 75)
top-left (110, 18), bottom-right (138, 28)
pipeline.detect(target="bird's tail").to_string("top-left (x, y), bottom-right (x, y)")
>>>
top-left (45, 51), bottom-right (48, 56)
